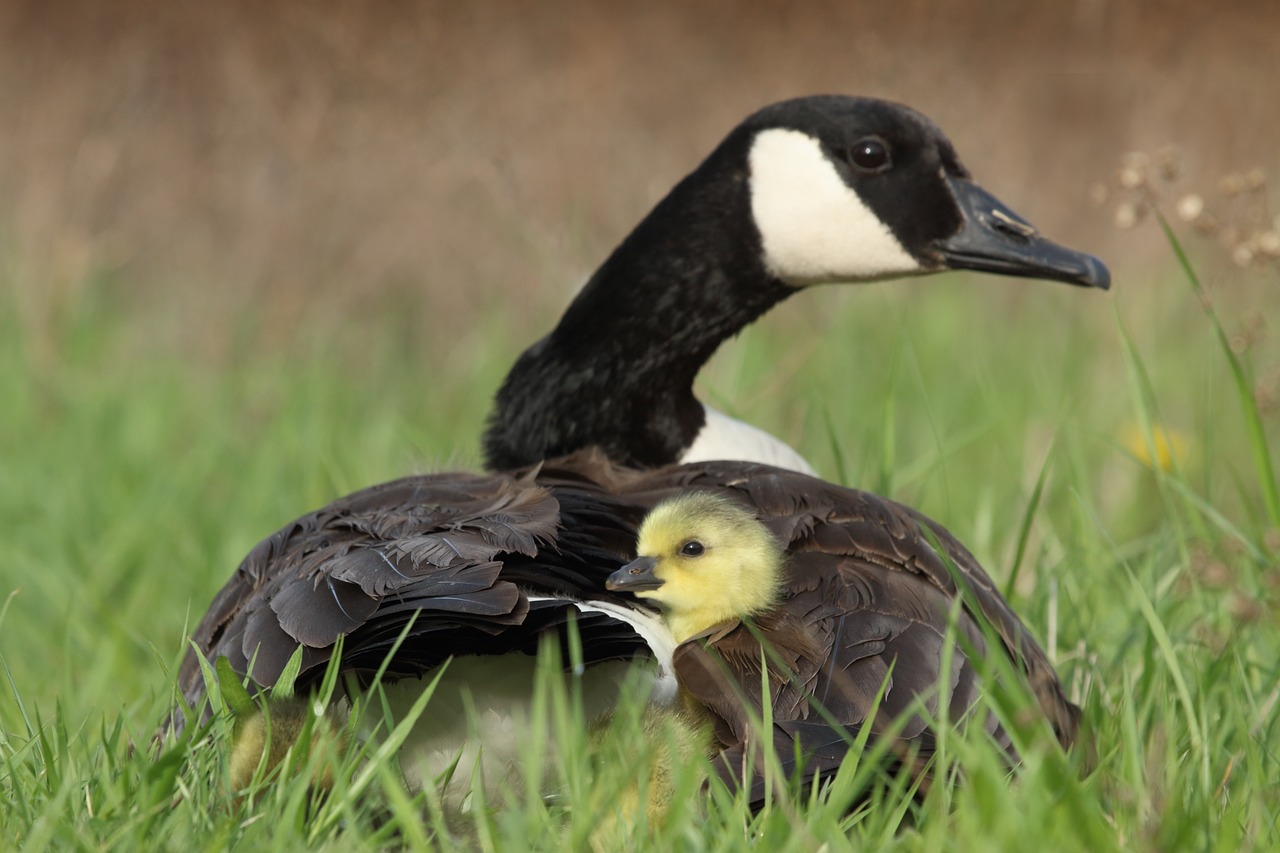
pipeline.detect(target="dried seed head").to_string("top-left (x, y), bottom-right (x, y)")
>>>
top-left (1229, 593), bottom-right (1264, 623)
top-left (1232, 243), bottom-right (1255, 268)
top-left (1220, 173), bottom-right (1247, 196)
top-left (1189, 546), bottom-right (1233, 586)
top-left (1118, 166), bottom-right (1145, 190)
top-left (1176, 194), bottom-right (1204, 222)
top-left (1193, 212), bottom-right (1221, 236)
top-left (1118, 151), bottom-right (1150, 189)
top-left (1115, 201), bottom-right (1143, 229)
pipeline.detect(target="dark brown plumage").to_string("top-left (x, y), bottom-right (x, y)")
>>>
top-left (173, 451), bottom-right (1078, 798)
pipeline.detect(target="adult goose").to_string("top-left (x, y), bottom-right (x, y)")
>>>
top-left (171, 95), bottom-right (1105, 797)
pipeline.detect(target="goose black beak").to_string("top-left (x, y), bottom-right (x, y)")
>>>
top-left (606, 556), bottom-right (664, 592)
top-left (935, 177), bottom-right (1111, 290)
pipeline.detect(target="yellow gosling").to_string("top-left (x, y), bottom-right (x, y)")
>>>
top-left (591, 492), bottom-right (782, 834)
top-left (606, 492), bottom-right (784, 644)
top-left (227, 698), bottom-right (347, 794)
top-left (588, 704), bottom-right (714, 851)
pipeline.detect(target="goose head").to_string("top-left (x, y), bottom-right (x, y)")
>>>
top-left (740, 95), bottom-right (1110, 288)
top-left (484, 95), bottom-right (1109, 472)
top-left (606, 492), bottom-right (784, 644)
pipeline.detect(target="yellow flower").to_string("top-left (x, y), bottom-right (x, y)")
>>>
top-left (1122, 422), bottom-right (1190, 472)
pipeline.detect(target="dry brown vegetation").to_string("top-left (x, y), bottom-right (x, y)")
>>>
top-left (1, 0), bottom-right (1277, 349)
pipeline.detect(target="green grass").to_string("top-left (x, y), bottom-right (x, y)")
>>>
top-left (2, 228), bottom-right (1279, 850)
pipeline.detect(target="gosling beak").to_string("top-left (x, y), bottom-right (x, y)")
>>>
top-left (606, 555), bottom-right (664, 592)
top-left (934, 177), bottom-right (1111, 290)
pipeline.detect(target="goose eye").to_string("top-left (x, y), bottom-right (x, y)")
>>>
top-left (680, 541), bottom-right (705, 557)
top-left (848, 137), bottom-right (891, 173)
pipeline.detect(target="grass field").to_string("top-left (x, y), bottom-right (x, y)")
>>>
top-left (2, 212), bottom-right (1279, 850)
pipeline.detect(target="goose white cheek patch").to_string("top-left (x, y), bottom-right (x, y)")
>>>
top-left (749, 128), bottom-right (921, 285)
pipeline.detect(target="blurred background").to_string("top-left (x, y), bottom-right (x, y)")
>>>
top-left (2, 0), bottom-right (1276, 353)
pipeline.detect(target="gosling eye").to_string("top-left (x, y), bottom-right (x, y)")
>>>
top-left (847, 137), bottom-right (891, 173)
top-left (680, 540), bottom-right (705, 557)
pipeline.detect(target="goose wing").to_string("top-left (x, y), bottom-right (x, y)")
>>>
top-left (173, 458), bottom-right (656, 722)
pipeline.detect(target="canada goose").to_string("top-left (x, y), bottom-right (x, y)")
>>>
top-left (171, 95), bottom-right (1103, 799)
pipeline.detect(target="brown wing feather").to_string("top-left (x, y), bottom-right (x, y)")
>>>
top-left (176, 471), bottom-right (578, 714)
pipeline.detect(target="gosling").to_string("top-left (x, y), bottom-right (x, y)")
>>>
top-left (607, 491), bottom-right (784, 645)
top-left (595, 492), bottom-right (783, 836)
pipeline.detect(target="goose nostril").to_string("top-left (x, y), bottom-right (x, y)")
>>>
top-left (991, 208), bottom-right (1037, 239)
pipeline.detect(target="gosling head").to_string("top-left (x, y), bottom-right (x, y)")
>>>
top-left (606, 492), bottom-right (784, 644)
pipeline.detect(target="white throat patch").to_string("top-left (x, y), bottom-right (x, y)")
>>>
top-left (749, 128), bottom-right (920, 285)
top-left (681, 405), bottom-right (817, 475)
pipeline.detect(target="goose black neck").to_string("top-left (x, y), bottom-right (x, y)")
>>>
top-left (483, 136), bottom-right (794, 470)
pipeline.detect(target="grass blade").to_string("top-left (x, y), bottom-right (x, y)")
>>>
top-left (1155, 209), bottom-right (1280, 527)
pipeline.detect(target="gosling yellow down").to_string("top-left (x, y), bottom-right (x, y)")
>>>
top-left (592, 492), bottom-right (781, 834)
top-left (607, 492), bottom-right (785, 646)
top-left (227, 698), bottom-right (346, 794)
